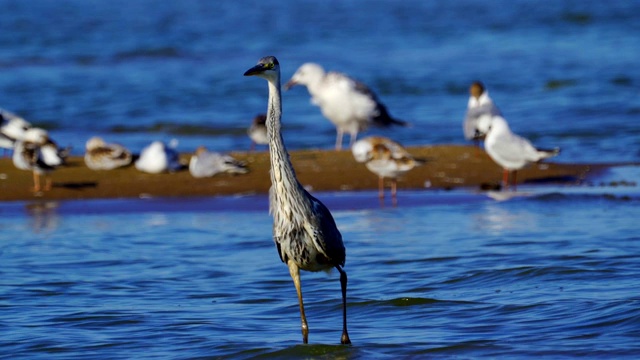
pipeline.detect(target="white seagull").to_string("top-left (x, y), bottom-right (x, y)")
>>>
top-left (285, 63), bottom-right (408, 150)
top-left (352, 136), bottom-right (424, 205)
top-left (135, 140), bottom-right (182, 174)
top-left (463, 81), bottom-right (501, 142)
top-left (12, 128), bottom-right (64, 192)
top-left (84, 136), bottom-right (133, 170)
top-left (189, 146), bottom-right (248, 178)
top-left (247, 114), bottom-right (268, 151)
top-left (1, 110), bottom-right (32, 155)
top-left (478, 115), bottom-right (559, 189)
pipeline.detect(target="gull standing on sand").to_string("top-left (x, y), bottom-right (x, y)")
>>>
top-left (244, 56), bottom-right (351, 345)
top-left (188, 146), bottom-right (248, 178)
top-left (352, 136), bottom-right (424, 205)
top-left (477, 115), bottom-right (559, 189)
top-left (285, 62), bottom-right (408, 150)
top-left (463, 81), bottom-right (501, 142)
top-left (135, 140), bottom-right (182, 174)
top-left (1, 111), bottom-right (32, 155)
top-left (12, 128), bottom-right (63, 192)
top-left (84, 136), bottom-right (133, 170)
top-left (247, 114), bottom-right (268, 151)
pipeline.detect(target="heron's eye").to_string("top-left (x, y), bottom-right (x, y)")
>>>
top-left (265, 62), bottom-right (274, 70)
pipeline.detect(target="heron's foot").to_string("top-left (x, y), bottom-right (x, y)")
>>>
top-left (301, 323), bottom-right (309, 344)
top-left (341, 330), bottom-right (351, 345)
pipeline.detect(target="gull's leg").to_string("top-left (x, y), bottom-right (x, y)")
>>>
top-left (502, 169), bottom-right (510, 190)
top-left (391, 179), bottom-right (398, 207)
top-left (335, 129), bottom-right (344, 151)
top-left (288, 260), bottom-right (308, 344)
top-left (336, 265), bottom-right (351, 345)
top-left (349, 130), bottom-right (358, 148)
top-left (512, 170), bottom-right (518, 191)
top-left (32, 171), bottom-right (41, 192)
top-left (44, 175), bottom-right (52, 191)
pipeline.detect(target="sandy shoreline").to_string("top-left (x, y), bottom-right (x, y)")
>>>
top-left (0, 144), bottom-right (612, 202)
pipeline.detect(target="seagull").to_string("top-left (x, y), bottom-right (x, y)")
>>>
top-left (84, 136), bottom-right (133, 170)
top-left (285, 62), bottom-right (408, 150)
top-left (478, 115), bottom-right (559, 189)
top-left (188, 146), bottom-right (248, 178)
top-left (245, 56), bottom-right (351, 345)
top-left (463, 81), bottom-right (501, 142)
top-left (1, 111), bottom-right (32, 156)
top-left (12, 128), bottom-right (63, 192)
top-left (247, 113), bottom-right (268, 151)
top-left (134, 140), bottom-right (182, 174)
top-left (352, 136), bottom-right (424, 205)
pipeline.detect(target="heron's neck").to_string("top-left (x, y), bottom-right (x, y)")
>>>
top-left (267, 79), bottom-right (303, 195)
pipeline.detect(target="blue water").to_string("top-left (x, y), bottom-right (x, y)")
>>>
top-left (1, 0), bottom-right (640, 358)
top-left (1, 0), bottom-right (639, 162)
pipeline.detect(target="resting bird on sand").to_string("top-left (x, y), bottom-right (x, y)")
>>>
top-left (247, 114), bottom-right (268, 151)
top-left (285, 62), bottom-right (408, 150)
top-left (12, 128), bottom-right (63, 192)
top-left (0, 111), bottom-right (32, 155)
top-left (245, 56), bottom-right (351, 345)
top-left (84, 136), bottom-right (133, 170)
top-left (352, 136), bottom-right (424, 205)
top-left (188, 146), bottom-right (248, 178)
top-left (463, 81), bottom-right (501, 142)
top-left (477, 115), bottom-right (559, 189)
top-left (135, 140), bottom-right (182, 174)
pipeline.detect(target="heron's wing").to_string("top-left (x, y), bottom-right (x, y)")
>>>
top-left (307, 193), bottom-right (346, 266)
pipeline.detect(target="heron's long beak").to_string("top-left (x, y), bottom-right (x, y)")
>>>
top-left (244, 64), bottom-right (264, 77)
top-left (283, 79), bottom-right (297, 90)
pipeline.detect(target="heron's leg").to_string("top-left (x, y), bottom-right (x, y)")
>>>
top-left (288, 260), bottom-right (308, 344)
top-left (336, 265), bottom-right (351, 345)
top-left (335, 129), bottom-right (343, 151)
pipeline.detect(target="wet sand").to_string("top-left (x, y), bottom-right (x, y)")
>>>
top-left (0, 145), bottom-right (609, 202)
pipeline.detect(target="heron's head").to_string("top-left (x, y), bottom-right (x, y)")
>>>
top-left (244, 56), bottom-right (280, 82)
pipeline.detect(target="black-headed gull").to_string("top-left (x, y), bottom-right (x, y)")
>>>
top-left (478, 115), bottom-right (559, 189)
top-left (463, 81), bottom-right (501, 142)
top-left (135, 140), bottom-right (182, 174)
top-left (247, 114), bottom-right (268, 151)
top-left (189, 146), bottom-right (248, 178)
top-left (12, 128), bottom-right (63, 192)
top-left (352, 136), bottom-right (424, 205)
top-left (84, 136), bottom-right (133, 170)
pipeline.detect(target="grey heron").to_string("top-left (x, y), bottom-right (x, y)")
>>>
top-left (285, 62), bottom-right (408, 150)
top-left (244, 56), bottom-right (351, 345)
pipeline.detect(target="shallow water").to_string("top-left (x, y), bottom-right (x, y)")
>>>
top-left (1, 0), bottom-right (640, 358)
top-left (2, 182), bottom-right (640, 358)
